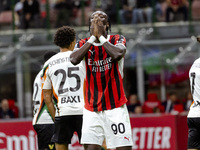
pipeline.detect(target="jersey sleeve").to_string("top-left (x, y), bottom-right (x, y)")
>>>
top-left (75, 39), bottom-right (87, 48)
top-left (75, 42), bottom-right (80, 48)
top-left (74, 38), bottom-right (88, 61)
top-left (41, 61), bottom-right (52, 90)
top-left (43, 74), bottom-right (52, 89)
top-left (114, 35), bottom-right (126, 48)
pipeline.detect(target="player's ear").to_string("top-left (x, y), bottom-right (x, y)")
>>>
top-left (71, 39), bottom-right (76, 48)
top-left (106, 22), bottom-right (109, 26)
top-left (106, 22), bottom-right (109, 31)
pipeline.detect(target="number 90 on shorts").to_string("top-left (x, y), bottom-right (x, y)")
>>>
top-left (81, 104), bottom-right (133, 149)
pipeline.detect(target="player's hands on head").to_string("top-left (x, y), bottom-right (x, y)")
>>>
top-left (93, 21), bottom-right (99, 38)
top-left (96, 20), bottom-right (106, 38)
top-left (90, 14), bottom-right (107, 39)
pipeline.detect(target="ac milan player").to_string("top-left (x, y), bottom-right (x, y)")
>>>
top-left (70, 11), bottom-right (133, 150)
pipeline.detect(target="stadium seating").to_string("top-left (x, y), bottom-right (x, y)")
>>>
top-left (143, 93), bottom-right (163, 113)
top-left (8, 99), bottom-right (19, 118)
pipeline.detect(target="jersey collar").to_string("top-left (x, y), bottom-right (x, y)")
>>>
top-left (93, 35), bottom-right (110, 46)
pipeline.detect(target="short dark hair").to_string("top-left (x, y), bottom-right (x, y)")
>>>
top-left (43, 51), bottom-right (57, 62)
top-left (54, 26), bottom-right (76, 48)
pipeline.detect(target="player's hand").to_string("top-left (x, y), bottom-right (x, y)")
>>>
top-left (90, 17), bottom-right (98, 37)
top-left (90, 21), bottom-right (95, 37)
top-left (93, 21), bottom-right (99, 38)
top-left (96, 20), bottom-right (106, 38)
top-left (90, 15), bottom-right (107, 38)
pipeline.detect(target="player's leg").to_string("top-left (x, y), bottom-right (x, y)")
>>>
top-left (187, 118), bottom-right (200, 150)
top-left (51, 116), bottom-right (75, 150)
top-left (55, 143), bottom-right (68, 150)
top-left (116, 146), bottom-right (132, 150)
top-left (104, 104), bottom-right (133, 150)
top-left (81, 108), bottom-right (105, 150)
top-left (84, 144), bottom-right (102, 150)
top-left (33, 124), bottom-right (55, 150)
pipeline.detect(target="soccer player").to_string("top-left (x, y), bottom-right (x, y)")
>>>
top-left (32, 51), bottom-right (57, 150)
top-left (42, 26), bottom-right (85, 150)
top-left (187, 38), bottom-right (200, 150)
top-left (70, 11), bottom-right (133, 150)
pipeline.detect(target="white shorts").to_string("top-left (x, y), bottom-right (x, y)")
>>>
top-left (81, 104), bottom-right (133, 149)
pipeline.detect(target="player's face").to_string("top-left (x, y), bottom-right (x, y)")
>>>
top-left (90, 11), bottom-right (108, 28)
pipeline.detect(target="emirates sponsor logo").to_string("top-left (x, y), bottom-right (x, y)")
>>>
top-left (88, 57), bottom-right (112, 67)
top-left (0, 130), bottom-right (38, 150)
top-left (88, 57), bottom-right (112, 72)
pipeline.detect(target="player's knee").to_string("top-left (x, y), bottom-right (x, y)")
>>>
top-left (116, 146), bottom-right (132, 150)
top-left (84, 144), bottom-right (102, 150)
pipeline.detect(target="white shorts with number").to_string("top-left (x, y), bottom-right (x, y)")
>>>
top-left (81, 104), bottom-right (133, 149)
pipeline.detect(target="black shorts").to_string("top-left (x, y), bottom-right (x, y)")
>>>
top-left (33, 124), bottom-right (55, 150)
top-left (187, 118), bottom-right (200, 149)
top-left (51, 115), bottom-right (83, 144)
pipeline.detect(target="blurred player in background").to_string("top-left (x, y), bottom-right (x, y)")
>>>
top-left (32, 51), bottom-right (57, 150)
top-left (187, 38), bottom-right (200, 150)
top-left (70, 11), bottom-right (133, 150)
top-left (42, 26), bottom-right (85, 150)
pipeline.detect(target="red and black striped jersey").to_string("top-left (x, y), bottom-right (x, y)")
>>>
top-left (75, 34), bottom-right (128, 111)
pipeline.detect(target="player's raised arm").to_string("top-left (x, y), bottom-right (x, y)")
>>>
top-left (94, 12), bottom-right (126, 61)
top-left (70, 39), bottom-right (94, 65)
top-left (70, 17), bottom-right (98, 65)
top-left (99, 36), bottom-right (126, 61)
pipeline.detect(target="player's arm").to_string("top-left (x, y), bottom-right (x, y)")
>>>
top-left (70, 43), bottom-right (92, 65)
top-left (96, 21), bottom-right (126, 61)
top-left (43, 89), bottom-right (55, 121)
top-left (42, 66), bottom-right (55, 121)
top-left (70, 36), bottom-right (96, 65)
top-left (100, 39), bottom-right (126, 61)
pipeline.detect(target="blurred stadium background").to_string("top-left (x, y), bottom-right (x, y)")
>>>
top-left (0, 0), bottom-right (200, 149)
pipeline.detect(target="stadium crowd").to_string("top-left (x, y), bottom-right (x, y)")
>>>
top-left (0, 90), bottom-right (193, 119)
top-left (126, 91), bottom-right (192, 115)
top-left (0, 0), bottom-right (200, 29)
